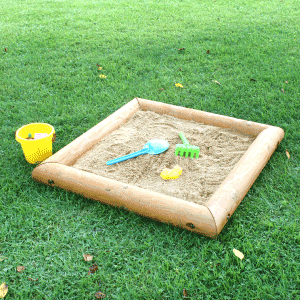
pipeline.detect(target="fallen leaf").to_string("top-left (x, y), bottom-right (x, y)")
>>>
top-left (0, 257), bottom-right (7, 262)
top-left (88, 264), bottom-right (98, 275)
top-left (212, 80), bottom-right (221, 85)
top-left (207, 50), bottom-right (210, 54)
top-left (159, 88), bottom-right (164, 91)
top-left (95, 291), bottom-right (106, 299)
top-left (178, 48), bottom-right (185, 51)
top-left (233, 249), bottom-right (244, 260)
top-left (286, 150), bottom-right (290, 159)
top-left (28, 277), bottom-right (38, 281)
top-left (4, 48), bottom-right (7, 52)
top-left (281, 89), bottom-right (284, 93)
top-left (175, 83), bottom-right (183, 88)
top-left (83, 254), bottom-right (93, 261)
top-left (99, 75), bottom-right (106, 78)
top-left (183, 288), bottom-right (188, 297)
top-left (179, 68), bottom-right (182, 71)
top-left (17, 266), bottom-right (25, 273)
top-left (285, 81), bottom-right (288, 84)
top-left (0, 283), bottom-right (8, 298)
top-left (98, 67), bottom-right (102, 70)
top-left (52, 133), bottom-right (56, 143)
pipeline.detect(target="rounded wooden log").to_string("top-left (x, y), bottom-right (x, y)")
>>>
top-left (32, 163), bottom-right (217, 238)
top-left (31, 97), bottom-right (285, 238)
top-left (205, 125), bottom-right (285, 234)
top-left (40, 99), bottom-right (140, 166)
top-left (136, 97), bottom-right (269, 136)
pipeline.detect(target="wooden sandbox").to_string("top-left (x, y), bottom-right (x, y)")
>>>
top-left (31, 98), bottom-right (284, 238)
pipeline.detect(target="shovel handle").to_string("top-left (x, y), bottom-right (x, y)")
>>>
top-left (106, 148), bottom-right (148, 165)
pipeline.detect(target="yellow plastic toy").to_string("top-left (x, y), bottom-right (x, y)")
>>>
top-left (15, 123), bottom-right (55, 164)
top-left (160, 165), bottom-right (182, 180)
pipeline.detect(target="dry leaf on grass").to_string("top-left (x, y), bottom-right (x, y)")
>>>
top-left (207, 50), bottom-right (210, 54)
top-left (17, 266), bottom-right (25, 273)
top-left (183, 288), bottom-right (188, 297)
top-left (212, 80), bottom-right (221, 85)
top-left (178, 48), bottom-right (185, 51)
top-left (88, 264), bottom-right (98, 275)
top-left (83, 254), bottom-right (93, 261)
top-left (0, 283), bottom-right (8, 298)
top-left (0, 257), bottom-right (7, 262)
top-left (281, 89), bottom-right (284, 93)
top-left (233, 249), bottom-right (244, 260)
top-left (28, 277), bottom-right (38, 281)
top-left (175, 83), bottom-right (183, 88)
top-left (95, 291), bottom-right (106, 298)
top-left (286, 150), bottom-right (290, 159)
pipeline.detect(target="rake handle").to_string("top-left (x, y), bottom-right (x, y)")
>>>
top-left (178, 132), bottom-right (190, 145)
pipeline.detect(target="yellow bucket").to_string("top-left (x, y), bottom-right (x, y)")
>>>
top-left (15, 123), bottom-right (55, 164)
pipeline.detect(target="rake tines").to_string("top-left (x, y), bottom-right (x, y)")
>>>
top-left (175, 132), bottom-right (200, 159)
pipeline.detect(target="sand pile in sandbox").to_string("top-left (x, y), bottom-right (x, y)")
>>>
top-left (72, 110), bottom-right (256, 205)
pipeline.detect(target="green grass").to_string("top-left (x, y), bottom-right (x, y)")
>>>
top-left (1, 0), bottom-right (300, 299)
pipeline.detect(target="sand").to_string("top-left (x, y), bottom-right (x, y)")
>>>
top-left (72, 110), bottom-right (256, 205)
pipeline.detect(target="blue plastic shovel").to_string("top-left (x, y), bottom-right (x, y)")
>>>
top-left (106, 139), bottom-right (169, 165)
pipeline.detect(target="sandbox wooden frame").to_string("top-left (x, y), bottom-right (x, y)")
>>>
top-left (32, 98), bottom-right (284, 238)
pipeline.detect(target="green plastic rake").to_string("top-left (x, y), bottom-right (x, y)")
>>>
top-left (175, 132), bottom-right (200, 159)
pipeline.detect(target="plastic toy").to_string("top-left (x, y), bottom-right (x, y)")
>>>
top-left (34, 133), bottom-right (48, 139)
top-left (15, 123), bottom-right (55, 164)
top-left (25, 133), bottom-right (48, 140)
top-left (160, 165), bottom-right (182, 180)
top-left (107, 139), bottom-right (169, 165)
top-left (26, 133), bottom-right (34, 140)
top-left (175, 132), bottom-right (200, 158)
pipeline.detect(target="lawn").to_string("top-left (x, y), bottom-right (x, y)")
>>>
top-left (1, 0), bottom-right (299, 299)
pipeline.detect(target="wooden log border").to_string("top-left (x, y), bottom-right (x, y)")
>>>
top-left (32, 98), bottom-right (285, 238)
